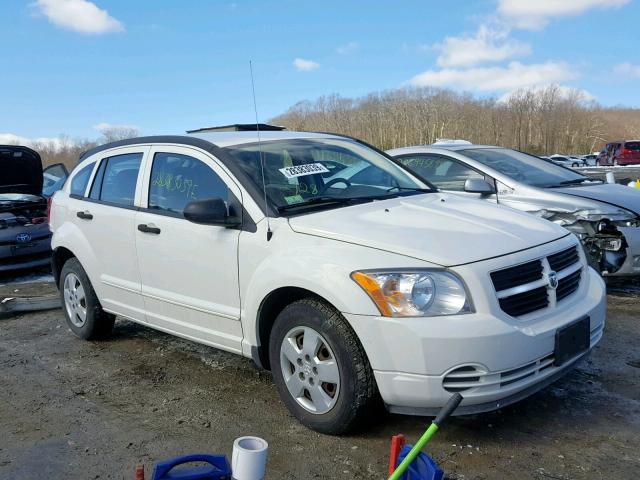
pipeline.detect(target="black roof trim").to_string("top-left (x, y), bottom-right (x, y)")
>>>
top-left (186, 123), bottom-right (286, 133)
top-left (78, 135), bottom-right (278, 217)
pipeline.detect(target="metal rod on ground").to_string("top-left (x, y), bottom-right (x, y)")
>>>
top-left (388, 393), bottom-right (463, 480)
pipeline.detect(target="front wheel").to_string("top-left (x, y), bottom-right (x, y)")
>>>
top-left (269, 298), bottom-right (378, 434)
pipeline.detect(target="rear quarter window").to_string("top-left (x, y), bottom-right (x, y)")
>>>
top-left (69, 162), bottom-right (96, 196)
top-left (624, 142), bottom-right (640, 151)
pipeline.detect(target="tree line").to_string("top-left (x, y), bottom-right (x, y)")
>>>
top-left (271, 85), bottom-right (640, 155)
top-left (27, 126), bottom-right (139, 169)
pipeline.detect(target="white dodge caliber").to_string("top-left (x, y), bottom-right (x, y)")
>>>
top-left (49, 130), bottom-right (606, 434)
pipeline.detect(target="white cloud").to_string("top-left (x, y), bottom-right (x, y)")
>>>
top-left (293, 58), bottom-right (320, 72)
top-left (0, 133), bottom-right (74, 151)
top-left (497, 0), bottom-right (630, 30)
top-left (337, 42), bottom-right (359, 55)
top-left (434, 26), bottom-right (530, 68)
top-left (614, 62), bottom-right (640, 78)
top-left (408, 61), bottom-right (577, 92)
top-left (93, 122), bottom-right (138, 132)
top-left (35, 0), bottom-right (124, 35)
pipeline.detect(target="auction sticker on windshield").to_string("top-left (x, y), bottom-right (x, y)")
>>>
top-left (279, 163), bottom-right (330, 179)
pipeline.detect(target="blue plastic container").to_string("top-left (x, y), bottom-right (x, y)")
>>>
top-left (396, 445), bottom-right (444, 480)
top-left (151, 454), bottom-right (232, 480)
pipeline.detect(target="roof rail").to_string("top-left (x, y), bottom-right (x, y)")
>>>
top-left (186, 123), bottom-right (286, 133)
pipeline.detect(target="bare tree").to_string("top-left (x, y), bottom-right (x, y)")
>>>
top-left (271, 85), bottom-right (639, 155)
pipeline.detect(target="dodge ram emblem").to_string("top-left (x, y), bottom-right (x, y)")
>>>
top-left (548, 271), bottom-right (559, 290)
top-left (15, 233), bottom-right (32, 243)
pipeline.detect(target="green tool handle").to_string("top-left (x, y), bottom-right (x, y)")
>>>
top-left (388, 393), bottom-right (463, 480)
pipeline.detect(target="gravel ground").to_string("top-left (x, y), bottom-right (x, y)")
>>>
top-left (1, 278), bottom-right (639, 479)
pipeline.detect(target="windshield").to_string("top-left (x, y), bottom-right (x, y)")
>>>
top-left (224, 138), bottom-right (431, 211)
top-left (459, 148), bottom-right (590, 187)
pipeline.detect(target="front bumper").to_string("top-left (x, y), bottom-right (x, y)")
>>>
top-left (344, 266), bottom-right (606, 414)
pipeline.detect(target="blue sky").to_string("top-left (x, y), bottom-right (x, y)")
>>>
top-left (1, 0), bottom-right (639, 143)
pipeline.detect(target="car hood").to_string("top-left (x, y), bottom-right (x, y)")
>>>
top-left (0, 145), bottom-right (43, 195)
top-left (551, 183), bottom-right (640, 216)
top-left (287, 193), bottom-right (568, 266)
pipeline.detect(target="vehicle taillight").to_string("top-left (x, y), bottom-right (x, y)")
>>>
top-left (47, 193), bottom-right (55, 223)
top-left (622, 148), bottom-right (633, 155)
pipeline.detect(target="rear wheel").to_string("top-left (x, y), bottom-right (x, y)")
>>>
top-left (60, 257), bottom-right (115, 340)
top-left (269, 298), bottom-right (378, 434)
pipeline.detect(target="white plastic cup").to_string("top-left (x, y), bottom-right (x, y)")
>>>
top-left (231, 436), bottom-right (268, 480)
top-left (606, 171), bottom-right (616, 184)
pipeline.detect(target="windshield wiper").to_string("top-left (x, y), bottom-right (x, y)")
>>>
top-left (549, 178), bottom-right (601, 187)
top-left (386, 186), bottom-right (433, 193)
top-left (277, 193), bottom-right (402, 212)
top-left (277, 196), bottom-right (356, 212)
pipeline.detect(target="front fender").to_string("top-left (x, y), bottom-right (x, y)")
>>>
top-left (238, 223), bottom-right (436, 351)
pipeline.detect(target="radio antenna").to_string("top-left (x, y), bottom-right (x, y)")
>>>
top-left (249, 60), bottom-right (273, 241)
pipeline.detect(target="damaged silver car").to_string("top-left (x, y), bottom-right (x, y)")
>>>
top-left (388, 144), bottom-right (640, 276)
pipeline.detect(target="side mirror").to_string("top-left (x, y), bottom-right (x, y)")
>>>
top-left (464, 178), bottom-right (496, 195)
top-left (184, 198), bottom-right (241, 227)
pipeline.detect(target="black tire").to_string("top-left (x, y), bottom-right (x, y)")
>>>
top-left (269, 298), bottom-right (379, 435)
top-left (59, 257), bottom-right (115, 340)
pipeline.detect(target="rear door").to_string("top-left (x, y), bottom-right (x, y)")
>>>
top-left (134, 146), bottom-right (243, 353)
top-left (70, 146), bottom-right (149, 321)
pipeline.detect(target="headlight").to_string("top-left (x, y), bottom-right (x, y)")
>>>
top-left (351, 270), bottom-right (472, 317)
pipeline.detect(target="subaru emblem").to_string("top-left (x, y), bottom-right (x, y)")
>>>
top-left (15, 233), bottom-right (32, 243)
top-left (548, 271), bottom-right (559, 290)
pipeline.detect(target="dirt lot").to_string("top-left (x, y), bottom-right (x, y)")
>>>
top-left (1, 278), bottom-right (639, 480)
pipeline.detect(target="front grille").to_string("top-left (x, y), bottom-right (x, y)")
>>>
top-left (491, 245), bottom-right (583, 317)
top-left (442, 352), bottom-right (556, 393)
top-left (490, 260), bottom-right (543, 291)
top-left (498, 286), bottom-right (549, 316)
top-left (500, 353), bottom-right (555, 387)
top-left (548, 246), bottom-right (579, 271)
top-left (557, 269), bottom-right (581, 301)
top-left (443, 365), bottom-right (484, 393)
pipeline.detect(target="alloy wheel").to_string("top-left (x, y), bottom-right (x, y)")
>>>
top-left (64, 273), bottom-right (87, 327)
top-left (279, 326), bottom-right (340, 414)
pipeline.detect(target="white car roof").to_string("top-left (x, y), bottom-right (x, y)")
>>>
top-left (187, 130), bottom-right (343, 148)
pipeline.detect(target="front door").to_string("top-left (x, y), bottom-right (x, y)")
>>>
top-left (134, 146), bottom-right (243, 353)
top-left (396, 153), bottom-right (498, 202)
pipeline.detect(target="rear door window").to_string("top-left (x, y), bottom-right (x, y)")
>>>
top-left (91, 153), bottom-right (143, 207)
top-left (624, 142), bottom-right (640, 151)
top-left (69, 162), bottom-right (96, 196)
top-left (148, 152), bottom-right (229, 216)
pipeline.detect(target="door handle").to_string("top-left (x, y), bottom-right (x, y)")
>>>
top-left (138, 223), bottom-right (161, 234)
top-left (76, 211), bottom-right (93, 220)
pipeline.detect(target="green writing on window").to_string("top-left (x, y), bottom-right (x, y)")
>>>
top-left (152, 172), bottom-right (200, 200)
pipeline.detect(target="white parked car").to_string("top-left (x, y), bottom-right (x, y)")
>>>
top-left (549, 155), bottom-right (584, 168)
top-left (49, 131), bottom-right (606, 434)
